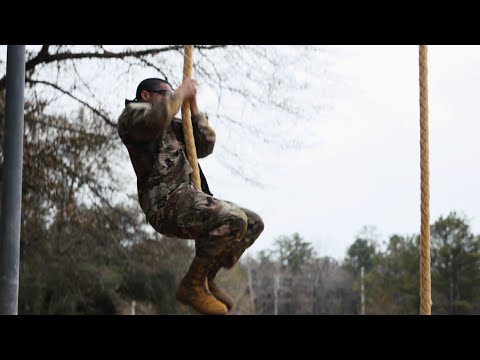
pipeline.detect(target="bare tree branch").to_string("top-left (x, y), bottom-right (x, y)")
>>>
top-left (136, 58), bottom-right (170, 80)
top-left (0, 45), bottom-right (227, 90)
top-left (33, 117), bottom-right (107, 138)
top-left (26, 78), bottom-right (116, 127)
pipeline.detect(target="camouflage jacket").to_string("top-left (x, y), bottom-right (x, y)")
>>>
top-left (117, 93), bottom-right (216, 217)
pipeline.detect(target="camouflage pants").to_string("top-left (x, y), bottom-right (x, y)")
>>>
top-left (147, 183), bottom-right (264, 265)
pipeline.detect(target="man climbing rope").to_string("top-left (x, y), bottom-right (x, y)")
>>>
top-left (117, 78), bottom-right (264, 315)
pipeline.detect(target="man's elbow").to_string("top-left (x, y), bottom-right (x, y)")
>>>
top-left (197, 134), bottom-right (216, 158)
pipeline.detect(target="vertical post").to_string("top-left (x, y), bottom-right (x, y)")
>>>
top-left (131, 300), bottom-right (136, 315)
top-left (0, 45), bottom-right (26, 315)
top-left (246, 257), bottom-right (256, 314)
top-left (273, 273), bottom-right (280, 315)
top-left (360, 266), bottom-right (365, 315)
top-left (419, 45), bottom-right (431, 315)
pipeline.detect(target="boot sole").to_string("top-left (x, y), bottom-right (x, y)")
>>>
top-left (176, 294), bottom-right (228, 316)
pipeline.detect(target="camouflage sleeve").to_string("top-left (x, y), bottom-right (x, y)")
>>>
top-left (172, 113), bottom-right (216, 158)
top-left (117, 93), bottom-right (184, 144)
top-left (192, 113), bottom-right (216, 158)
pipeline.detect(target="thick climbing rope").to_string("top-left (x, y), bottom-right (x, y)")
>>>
top-left (179, 45), bottom-right (433, 314)
top-left (181, 45), bottom-right (202, 191)
top-left (419, 45), bottom-right (431, 315)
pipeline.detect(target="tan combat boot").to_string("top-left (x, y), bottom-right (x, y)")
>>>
top-left (208, 261), bottom-right (234, 311)
top-left (176, 256), bottom-right (228, 315)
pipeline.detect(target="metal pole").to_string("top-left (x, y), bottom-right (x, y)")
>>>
top-left (0, 45), bottom-right (26, 315)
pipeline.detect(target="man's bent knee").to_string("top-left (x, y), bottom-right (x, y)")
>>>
top-left (209, 209), bottom-right (248, 241)
top-left (195, 210), bottom-right (248, 259)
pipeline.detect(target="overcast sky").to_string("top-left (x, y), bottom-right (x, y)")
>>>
top-left (189, 45), bottom-right (480, 260)
top-left (6, 45), bottom-right (479, 262)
